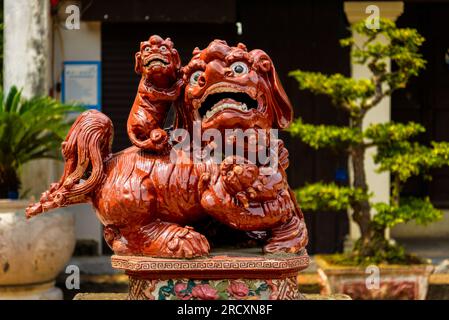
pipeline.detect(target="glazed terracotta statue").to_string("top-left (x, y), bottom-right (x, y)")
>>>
top-left (127, 35), bottom-right (183, 152)
top-left (26, 37), bottom-right (308, 259)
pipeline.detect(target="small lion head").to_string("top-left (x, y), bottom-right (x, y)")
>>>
top-left (134, 35), bottom-right (181, 88)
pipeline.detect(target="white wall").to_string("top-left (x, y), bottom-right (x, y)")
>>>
top-left (344, 2), bottom-right (403, 241)
top-left (53, 21), bottom-right (103, 250)
top-left (53, 21), bottom-right (101, 99)
top-left (392, 210), bottom-right (449, 239)
top-left (3, 1), bottom-right (102, 252)
top-left (3, 0), bottom-right (51, 97)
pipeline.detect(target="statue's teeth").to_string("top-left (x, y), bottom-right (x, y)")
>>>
top-left (205, 102), bottom-right (250, 119)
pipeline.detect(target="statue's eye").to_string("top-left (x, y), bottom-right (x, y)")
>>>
top-left (159, 45), bottom-right (167, 52)
top-left (231, 61), bottom-right (249, 75)
top-left (190, 71), bottom-right (203, 85)
top-left (144, 47), bottom-right (151, 52)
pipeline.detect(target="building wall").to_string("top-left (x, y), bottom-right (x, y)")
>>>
top-left (391, 2), bottom-right (449, 241)
top-left (53, 22), bottom-right (101, 99)
top-left (53, 21), bottom-right (103, 252)
top-left (392, 210), bottom-right (449, 239)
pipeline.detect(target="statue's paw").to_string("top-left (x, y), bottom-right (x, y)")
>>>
top-left (220, 156), bottom-right (287, 208)
top-left (104, 225), bottom-right (134, 255)
top-left (165, 226), bottom-right (210, 258)
top-left (149, 129), bottom-right (169, 150)
top-left (141, 223), bottom-right (210, 258)
top-left (221, 156), bottom-right (259, 195)
top-left (111, 239), bottom-right (133, 255)
top-left (264, 239), bottom-right (300, 254)
top-left (137, 129), bottom-right (171, 153)
top-left (152, 139), bottom-right (171, 154)
top-left (263, 216), bottom-right (308, 254)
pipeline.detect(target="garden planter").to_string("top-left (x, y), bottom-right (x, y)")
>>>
top-left (0, 199), bottom-right (75, 300)
top-left (315, 255), bottom-right (433, 300)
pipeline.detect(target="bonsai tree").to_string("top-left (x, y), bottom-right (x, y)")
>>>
top-left (0, 86), bottom-right (83, 198)
top-left (289, 19), bottom-right (449, 264)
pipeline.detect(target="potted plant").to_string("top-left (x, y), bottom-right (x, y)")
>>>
top-left (289, 19), bottom-right (449, 299)
top-left (0, 86), bottom-right (82, 299)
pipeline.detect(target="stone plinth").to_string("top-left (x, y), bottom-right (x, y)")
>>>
top-left (316, 256), bottom-right (433, 300)
top-left (73, 292), bottom-right (351, 300)
top-left (111, 248), bottom-right (309, 300)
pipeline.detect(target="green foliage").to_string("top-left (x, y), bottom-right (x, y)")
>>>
top-left (295, 182), bottom-right (369, 212)
top-left (342, 19), bottom-right (426, 92)
top-left (364, 121), bottom-right (425, 144)
top-left (289, 19), bottom-right (446, 263)
top-left (373, 197), bottom-right (442, 228)
top-left (290, 19), bottom-right (426, 115)
top-left (0, 1), bottom-right (3, 89)
top-left (375, 141), bottom-right (449, 182)
top-left (288, 71), bottom-right (374, 114)
top-left (0, 86), bottom-right (83, 197)
top-left (288, 118), bottom-right (362, 149)
top-left (326, 242), bottom-right (425, 266)
top-left (367, 122), bottom-right (449, 182)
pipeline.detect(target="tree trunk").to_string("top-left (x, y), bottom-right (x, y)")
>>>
top-left (349, 119), bottom-right (387, 257)
top-left (350, 145), bottom-right (371, 238)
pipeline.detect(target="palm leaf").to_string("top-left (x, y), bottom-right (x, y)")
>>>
top-left (0, 87), bottom-right (84, 197)
top-left (3, 86), bottom-right (21, 113)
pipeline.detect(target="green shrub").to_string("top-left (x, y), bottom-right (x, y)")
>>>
top-left (289, 19), bottom-right (446, 264)
top-left (0, 86), bottom-right (83, 198)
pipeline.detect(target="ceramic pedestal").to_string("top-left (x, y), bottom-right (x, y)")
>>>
top-left (0, 200), bottom-right (76, 300)
top-left (112, 249), bottom-right (309, 300)
top-left (316, 256), bottom-right (434, 300)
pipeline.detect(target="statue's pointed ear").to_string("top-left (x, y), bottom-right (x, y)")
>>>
top-left (135, 52), bottom-right (142, 75)
top-left (250, 50), bottom-right (293, 129)
top-left (172, 48), bottom-right (181, 70)
top-left (270, 69), bottom-right (293, 129)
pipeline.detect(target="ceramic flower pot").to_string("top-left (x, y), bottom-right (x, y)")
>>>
top-left (315, 255), bottom-right (433, 300)
top-left (0, 199), bottom-right (75, 300)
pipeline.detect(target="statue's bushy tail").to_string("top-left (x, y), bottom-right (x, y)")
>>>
top-left (26, 110), bottom-right (113, 218)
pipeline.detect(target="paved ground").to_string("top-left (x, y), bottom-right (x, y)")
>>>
top-left (73, 292), bottom-right (352, 300)
top-left (58, 246), bottom-right (449, 300)
top-left (396, 238), bottom-right (449, 265)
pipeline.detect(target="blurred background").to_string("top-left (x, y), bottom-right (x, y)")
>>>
top-left (23, 0), bottom-right (448, 256)
top-left (1, 0), bottom-right (449, 299)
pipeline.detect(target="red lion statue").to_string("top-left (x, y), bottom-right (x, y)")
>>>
top-left (127, 35), bottom-right (183, 152)
top-left (26, 37), bottom-right (308, 259)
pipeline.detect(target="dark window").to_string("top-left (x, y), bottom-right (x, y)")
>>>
top-left (394, 3), bottom-right (449, 208)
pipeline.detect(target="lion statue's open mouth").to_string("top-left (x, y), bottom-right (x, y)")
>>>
top-left (143, 53), bottom-right (170, 69)
top-left (196, 84), bottom-right (261, 122)
top-left (180, 40), bottom-right (292, 132)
